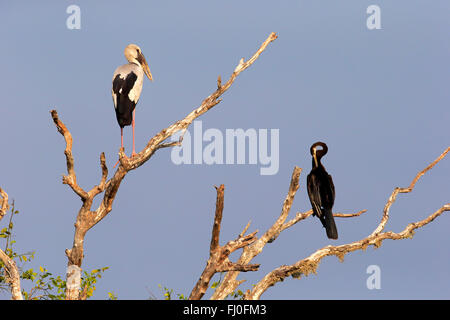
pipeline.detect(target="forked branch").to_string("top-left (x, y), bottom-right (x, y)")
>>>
top-left (189, 185), bottom-right (259, 300)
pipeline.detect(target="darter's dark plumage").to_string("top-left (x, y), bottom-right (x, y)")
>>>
top-left (307, 142), bottom-right (338, 240)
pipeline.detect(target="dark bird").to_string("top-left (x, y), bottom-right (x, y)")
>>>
top-left (307, 142), bottom-right (338, 240)
top-left (112, 44), bottom-right (153, 162)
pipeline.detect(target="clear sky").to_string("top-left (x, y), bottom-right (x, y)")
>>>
top-left (0, 1), bottom-right (449, 299)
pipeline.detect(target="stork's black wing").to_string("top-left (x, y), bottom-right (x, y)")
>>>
top-left (112, 72), bottom-right (138, 127)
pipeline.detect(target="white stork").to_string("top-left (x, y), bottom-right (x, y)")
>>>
top-left (112, 44), bottom-right (153, 160)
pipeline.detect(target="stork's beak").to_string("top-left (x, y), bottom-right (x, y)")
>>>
top-left (138, 53), bottom-right (153, 81)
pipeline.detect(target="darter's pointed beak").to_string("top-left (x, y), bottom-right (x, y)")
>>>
top-left (313, 148), bottom-right (318, 167)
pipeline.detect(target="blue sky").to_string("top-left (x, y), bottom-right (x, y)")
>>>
top-left (0, 1), bottom-right (449, 299)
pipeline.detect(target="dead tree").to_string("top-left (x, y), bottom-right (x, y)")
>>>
top-left (50, 32), bottom-right (278, 300)
top-left (187, 148), bottom-right (449, 300)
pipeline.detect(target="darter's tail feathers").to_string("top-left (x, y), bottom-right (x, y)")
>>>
top-left (321, 209), bottom-right (338, 240)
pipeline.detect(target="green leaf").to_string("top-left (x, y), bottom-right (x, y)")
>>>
top-left (108, 292), bottom-right (118, 300)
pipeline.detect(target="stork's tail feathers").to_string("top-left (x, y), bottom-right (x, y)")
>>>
top-left (320, 209), bottom-right (338, 240)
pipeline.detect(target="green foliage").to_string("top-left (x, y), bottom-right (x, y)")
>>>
top-left (0, 200), bottom-right (112, 300)
top-left (228, 289), bottom-right (244, 300)
top-left (108, 291), bottom-right (118, 300)
top-left (211, 280), bottom-right (220, 289)
top-left (0, 201), bottom-right (35, 293)
top-left (211, 272), bottom-right (246, 300)
top-left (156, 272), bottom-right (247, 300)
top-left (0, 201), bottom-right (30, 263)
top-left (21, 266), bottom-right (66, 300)
top-left (81, 267), bottom-right (109, 299)
top-left (157, 284), bottom-right (187, 300)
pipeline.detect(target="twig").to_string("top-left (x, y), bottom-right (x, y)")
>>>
top-left (274, 209), bottom-right (367, 239)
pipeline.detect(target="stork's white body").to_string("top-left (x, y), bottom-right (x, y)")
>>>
top-left (111, 63), bottom-right (144, 110)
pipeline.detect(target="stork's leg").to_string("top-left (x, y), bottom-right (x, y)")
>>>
top-left (113, 127), bottom-right (124, 169)
top-left (131, 109), bottom-right (137, 157)
top-left (121, 127), bottom-right (124, 149)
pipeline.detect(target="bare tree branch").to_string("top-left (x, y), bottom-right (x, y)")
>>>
top-left (333, 210), bottom-right (367, 218)
top-left (189, 185), bottom-right (259, 300)
top-left (0, 188), bottom-right (23, 300)
top-left (0, 187), bottom-right (9, 221)
top-left (371, 146), bottom-right (450, 236)
top-left (211, 166), bottom-right (304, 299)
top-left (51, 111), bottom-right (89, 201)
top-left (50, 32), bottom-right (278, 299)
top-left (88, 152), bottom-right (108, 199)
top-left (244, 147), bottom-right (450, 300)
top-left (274, 209), bottom-right (367, 239)
top-left (0, 250), bottom-right (23, 300)
top-left (210, 185), bottom-right (225, 252)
